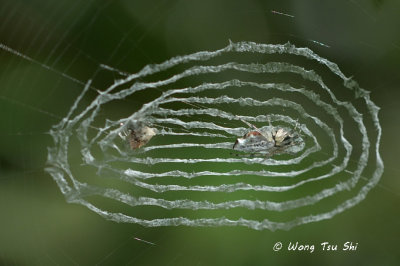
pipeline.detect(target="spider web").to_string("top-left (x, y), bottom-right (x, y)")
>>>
top-left (43, 41), bottom-right (383, 231)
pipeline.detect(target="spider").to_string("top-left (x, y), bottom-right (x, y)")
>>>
top-left (119, 122), bottom-right (156, 149)
top-left (233, 117), bottom-right (300, 157)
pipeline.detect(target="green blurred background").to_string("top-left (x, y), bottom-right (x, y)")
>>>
top-left (1, 0), bottom-right (399, 265)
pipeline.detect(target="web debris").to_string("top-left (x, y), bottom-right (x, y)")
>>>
top-left (270, 10), bottom-right (295, 18)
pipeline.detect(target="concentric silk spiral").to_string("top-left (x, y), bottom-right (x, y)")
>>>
top-left (46, 41), bottom-right (383, 231)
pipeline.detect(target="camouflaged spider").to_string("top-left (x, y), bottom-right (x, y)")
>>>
top-left (232, 117), bottom-right (300, 157)
top-left (119, 122), bottom-right (156, 150)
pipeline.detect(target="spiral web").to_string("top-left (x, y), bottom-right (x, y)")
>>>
top-left (46, 41), bottom-right (383, 231)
